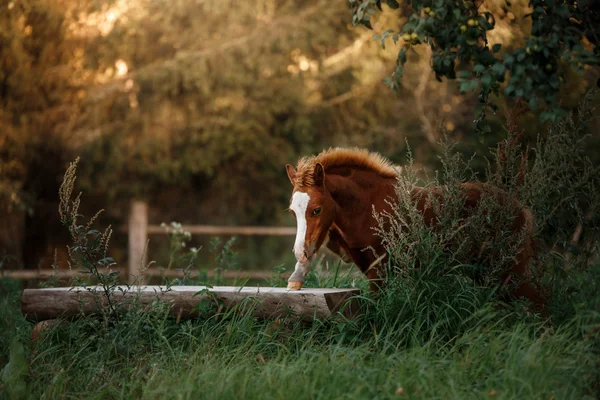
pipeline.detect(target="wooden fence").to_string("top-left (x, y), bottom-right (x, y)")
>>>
top-left (2, 268), bottom-right (274, 281)
top-left (127, 200), bottom-right (295, 284)
top-left (2, 200), bottom-right (296, 283)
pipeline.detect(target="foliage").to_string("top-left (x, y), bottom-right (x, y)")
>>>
top-left (0, 0), bottom-right (86, 211)
top-left (521, 92), bottom-right (600, 246)
top-left (209, 237), bottom-right (240, 286)
top-left (158, 222), bottom-right (201, 285)
top-left (373, 90), bottom-right (599, 323)
top-left (375, 140), bottom-right (526, 291)
top-left (58, 157), bottom-right (125, 325)
top-left (351, 0), bottom-right (600, 131)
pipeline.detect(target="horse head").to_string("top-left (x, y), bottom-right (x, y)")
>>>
top-left (286, 162), bottom-right (336, 264)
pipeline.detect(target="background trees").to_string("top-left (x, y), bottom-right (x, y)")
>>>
top-left (1, 0), bottom-right (598, 270)
top-left (351, 0), bottom-right (599, 131)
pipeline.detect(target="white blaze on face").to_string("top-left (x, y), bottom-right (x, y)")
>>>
top-left (290, 191), bottom-right (310, 262)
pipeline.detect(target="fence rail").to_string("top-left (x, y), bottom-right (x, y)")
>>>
top-left (1, 268), bottom-right (273, 281)
top-left (146, 225), bottom-right (296, 236)
top-left (3, 200), bottom-right (295, 283)
top-left (127, 200), bottom-right (295, 284)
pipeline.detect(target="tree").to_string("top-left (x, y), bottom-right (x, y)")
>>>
top-left (350, 0), bottom-right (600, 131)
top-left (0, 0), bottom-right (92, 267)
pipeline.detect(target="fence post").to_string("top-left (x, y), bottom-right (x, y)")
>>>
top-left (128, 200), bottom-right (148, 284)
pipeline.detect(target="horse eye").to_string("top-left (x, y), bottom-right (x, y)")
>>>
top-left (312, 207), bottom-right (321, 216)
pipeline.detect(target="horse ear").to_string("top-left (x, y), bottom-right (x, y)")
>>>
top-left (285, 164), bottom-right (297, 186)
top-left (314, 163), bottom-right (325, 187)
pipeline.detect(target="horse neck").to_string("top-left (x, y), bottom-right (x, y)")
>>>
top-left (325, 169), bottom-right (397, 238)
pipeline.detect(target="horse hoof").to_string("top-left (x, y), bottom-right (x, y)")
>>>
top-left (286, 281), bottom-right (303, 290)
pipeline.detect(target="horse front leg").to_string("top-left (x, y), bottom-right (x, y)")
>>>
top-left (287, 260), bottom-right (310, 290)
top-left (287, 230), bottom-right (337, 290)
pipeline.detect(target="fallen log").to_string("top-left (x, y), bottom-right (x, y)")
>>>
top-left (21, 286), bottom-right (361, 322)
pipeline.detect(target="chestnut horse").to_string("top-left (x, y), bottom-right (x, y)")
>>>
top-left (285, 147), bottom-right (544, 309)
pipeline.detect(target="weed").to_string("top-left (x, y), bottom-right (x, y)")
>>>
top-left (38, 250), bottom-right (65, 289)
top-left (58, 157), bottom-right (124, 326)
top-left (159, 222), bottom-right (203, 285)
top-left (209, 236), bottom-right (239, 286)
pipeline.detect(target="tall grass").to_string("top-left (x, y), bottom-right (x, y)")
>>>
top-left (1, 269), bottom-right (598, 399)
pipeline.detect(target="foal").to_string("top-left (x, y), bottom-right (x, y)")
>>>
top-left (285, 147), bottom-right (544, 309)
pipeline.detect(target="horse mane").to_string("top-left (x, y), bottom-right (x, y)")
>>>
top-left (293, 147), bottom-right (398, 187)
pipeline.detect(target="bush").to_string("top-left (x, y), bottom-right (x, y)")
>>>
top-left (370, 90), bottom-right (600, 339)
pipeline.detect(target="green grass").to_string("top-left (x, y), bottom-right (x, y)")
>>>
top-left (1, 259), bottom-right (599, 400)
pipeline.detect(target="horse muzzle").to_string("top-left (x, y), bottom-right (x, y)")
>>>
top-left (294, 243), bottom-right (317, 264)
top-left (294, 252), bottom-right (310, 264)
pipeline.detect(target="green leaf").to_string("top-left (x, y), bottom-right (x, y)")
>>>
top-left (475, 119), bottom-right (492, 134)
top-left (492, 44), bottom-right (502, 53)
top-left (1, 340), bottom-right (28, 399)
top-left (555, 4), bottom-right (570, 18)
top-left (397, 48), bottom-right (407, 64)
top-left (481, 74), bottom-right (492, 88)
top-left (505, 84), bottom-right (515, 96)
top-left (98, 257), bottom-right (116, 267)
top-left (540, 111), bottom-right (557, 123)
top-left (395, 65), bottom-right (404, 81)
top-left (491, 63), bottom-right (505, 77)
top-left (383, 76), bottom-right (395, 89)
top-left (386, 0), bottom-right (400, 9)
top-left (458, 70), bottom-right (471, 79)
top-left (459, 79), bottom-right (478, 93)
top-left (529, 95), bottom-right (539, 111)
